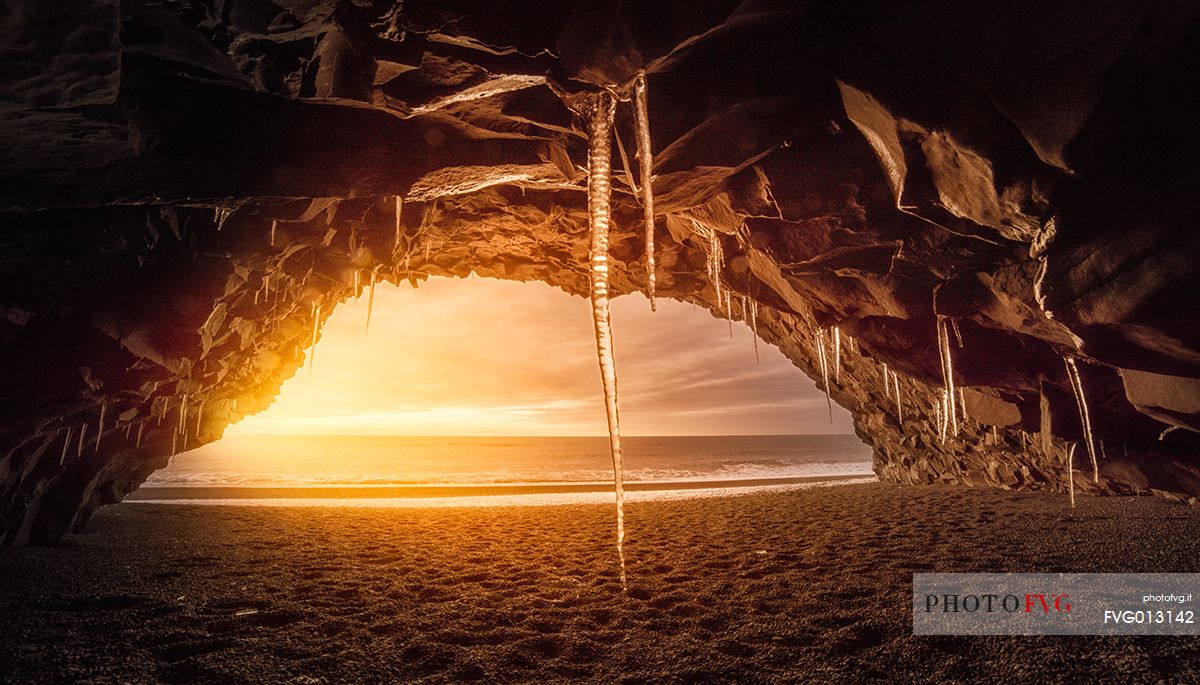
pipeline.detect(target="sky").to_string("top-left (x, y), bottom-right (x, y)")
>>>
top-left (229, 276), bottom-right (854, 437)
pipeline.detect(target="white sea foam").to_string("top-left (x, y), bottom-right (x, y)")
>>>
top-left (128, 476), bottom-right (877, 508)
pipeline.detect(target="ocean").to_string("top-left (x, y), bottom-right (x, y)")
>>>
top-left (132, 434), bottom-right (874, 505)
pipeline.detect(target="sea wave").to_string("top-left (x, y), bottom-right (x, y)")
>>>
top-left (143, 461), bottom-right (874, 487)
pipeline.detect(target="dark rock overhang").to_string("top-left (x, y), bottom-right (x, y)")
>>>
top-left (2, 0), bottom-right (1199, 544)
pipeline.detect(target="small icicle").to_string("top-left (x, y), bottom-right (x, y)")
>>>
top-left (882, 362), bottom-right (891, 397)
top-left (124, 422), bottom-right (132, 440)
top-left (749, 301), bottom-right (760, 364)
top-left (725, 291), bottom-right (733, 340)
top-left (394, 196), bottom-right (403, 249)
top-left (178, 394), bottom-right (188, 435)
top-left (583, 91), bottom-right (627, 591)
top-left (951, 319), bottom-right (963, 348)
top-left (936, 316), bottom-right (959, 436)
top-left (60, 427), bottom-right (73, 465)
top-left (892, 370), bottom-right (903, 424)
top-left (136, 423), bottom-right (145, 448)
top-left (270, 220), bottom-right (277, 246)
top-left (95, 401), bottom-right (107, 453)
top-left (991, 425), bottom-right (999, 446)
top-left (832, 327), bottom-right (842, 384)
top-left (425, 240), bottom-right (431, 262)
top-left (77, 423), bottom-right (87, 458)
top-left (366, 269), bottom-right (377, 334)
top-left (1063, 357), bottom-right (1098, 483)
top-left (957, 387), bottom-right (968, 424)
top-left (308, 301), bottom-right (319, 382)
top-left (353, 270), bottom-right (361, 298)
top-left (816, 329), bottom-right (833, 423)
top-left (1065, 442), bottom-right (1077, 508)
top-left (936, 388), bottom-right (945, 441)
top-left (171, 431), bottom-right (177, 456)
top-left (633, 70), bottom-right (656, 311)
top-left (195, 401), bottom-right (204, 438)
top-left (708, 231), bottom-right (723, 304)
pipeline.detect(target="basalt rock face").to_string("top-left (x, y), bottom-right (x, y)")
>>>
top-left (2, 1), bottom-right (1199, 544)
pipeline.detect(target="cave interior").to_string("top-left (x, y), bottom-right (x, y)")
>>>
top-left (2, 0), bottom-right (1200, 545)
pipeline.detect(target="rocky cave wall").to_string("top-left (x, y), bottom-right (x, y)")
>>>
top-left (2, 0), bottom-right (1200, 544)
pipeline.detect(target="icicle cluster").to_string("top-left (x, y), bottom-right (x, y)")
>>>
top-left (1063, 357), bottom-right (1098, 482)
top-left (584, 92), bottom-right (627, 590)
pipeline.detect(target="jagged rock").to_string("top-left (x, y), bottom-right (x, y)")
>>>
top-left (0, 0), bottom-right (1198, 545)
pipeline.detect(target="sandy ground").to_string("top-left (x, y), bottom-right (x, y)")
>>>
top-left (1, 482), bottom-right (1198, 684)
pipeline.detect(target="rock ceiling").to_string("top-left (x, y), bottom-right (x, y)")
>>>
top-left (1, 0), bottom-right (1199, 544)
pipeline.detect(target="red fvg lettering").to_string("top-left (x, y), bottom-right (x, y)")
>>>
top-left (1024, 594), bottom-right (1071, 613)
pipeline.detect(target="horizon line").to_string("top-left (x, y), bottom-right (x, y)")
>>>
top-left (224, 432), bottom-right (859, 439)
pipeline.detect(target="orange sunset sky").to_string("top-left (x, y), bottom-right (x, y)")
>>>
top-left (229, 276), bottom-right (853, 436)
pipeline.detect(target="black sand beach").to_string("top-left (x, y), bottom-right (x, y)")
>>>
top-left (3, 482), bottom-right (1199, 684)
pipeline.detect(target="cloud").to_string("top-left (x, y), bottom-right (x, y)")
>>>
top-left (231, 276), bottom-right (854, 436)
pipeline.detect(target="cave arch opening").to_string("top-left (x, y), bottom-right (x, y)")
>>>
top-left (141, 275), bottom-right (872, 496)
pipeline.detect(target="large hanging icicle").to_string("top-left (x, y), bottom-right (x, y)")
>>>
top-left (584, 92), bottom-right (627, 590)
top-left (633, 71), bottom-right (656, 311)
top-left (1063, 357), bottom-right (1099, 483)
top-left (815, 329), bottom-right (833, 423)
top-left (935, 316), bottom-right (959, 436)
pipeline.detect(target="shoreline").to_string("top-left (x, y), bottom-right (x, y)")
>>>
top-left (126, 473), bottom-right (873, 501)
